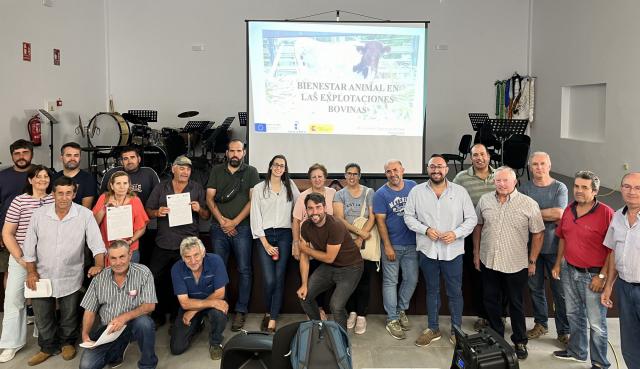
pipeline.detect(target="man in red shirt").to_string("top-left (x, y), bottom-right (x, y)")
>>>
top-left (551, 171), bottom-right (613, 369)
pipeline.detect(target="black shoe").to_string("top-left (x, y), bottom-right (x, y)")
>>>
top-left (153, 314), bottom-right (166, 330)
top-left (260, 314), bottom-right (270, 332)
top-left (231, 312), bottom-right (246, 332)
top-left (514, 343), bottom-right (528, 360)
top-left (552, 350), bottom-right (587, 362)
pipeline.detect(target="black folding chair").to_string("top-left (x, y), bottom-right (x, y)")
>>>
top-left (442, 134), bottom-right (473, 173)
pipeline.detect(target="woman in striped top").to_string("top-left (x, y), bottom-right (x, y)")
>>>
top-left (93, 171), bottom-right (148, 264)
top-left (0, 165), bottom-right (54, 362)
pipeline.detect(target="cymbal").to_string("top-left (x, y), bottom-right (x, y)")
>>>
top-left (178, 110), bottom-right (199, 118)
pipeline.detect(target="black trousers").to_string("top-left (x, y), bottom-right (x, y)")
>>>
top-left (149, 247), bottom-right (181, 319)
top-left (481, 264), bottom-right (528, 345)
top-left (463, 236), bottom-right (487, 318)
top-left (346, 260), bottom-right (378, 316)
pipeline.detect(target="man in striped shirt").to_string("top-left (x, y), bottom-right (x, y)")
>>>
top-left (79, 240), bottom-right (158, 369)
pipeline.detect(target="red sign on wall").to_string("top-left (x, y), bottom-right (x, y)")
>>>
top-left (23, 42), bottom-right (31, 61)
top-left (53, 49), bottom-right (60, 66)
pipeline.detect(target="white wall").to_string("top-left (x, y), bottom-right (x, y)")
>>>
top-left (531, 0), bottom-right (640, 188)
top-left (106, 0), bottom-right (530, 171)
top-left (0, 0), bottom-right (107, 169)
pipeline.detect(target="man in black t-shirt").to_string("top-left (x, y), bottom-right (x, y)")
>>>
top-left (297, 193), bottom-right (363, 330)
top-left (52, 142), bottom-right (96, 208)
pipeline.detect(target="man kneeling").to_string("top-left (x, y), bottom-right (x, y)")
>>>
top-left (170, 236), bottom-right (229, 360)
top-left (79, 240), bottom-right (158, 369)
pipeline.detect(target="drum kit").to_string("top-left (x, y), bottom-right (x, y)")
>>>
top-left (80, 110), bottom-right (192, 179)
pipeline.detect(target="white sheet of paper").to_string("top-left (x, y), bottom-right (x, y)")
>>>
top-left (167, 192), bottom-right (192, 227)
top-left (79, 324), bottom-right (127, 349)
top-left (24, 279), bottom-right (52, 298)
top-left (106, 205), bottom-right (133, 241)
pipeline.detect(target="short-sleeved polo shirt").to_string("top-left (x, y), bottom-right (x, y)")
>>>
top-left (171, 253), bottom-right (228, 299)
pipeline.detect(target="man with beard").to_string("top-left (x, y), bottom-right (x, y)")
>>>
top-left (206, 139), bottom-right (259, 331)
top-left (404, 154), bottom-right (477, 347)
top-left (53, 142), bottom-right (96, 208)
top-left (0, 140), bottom-right (34, 286)
top-left (474, 166), bottom-right (545, 360)
top-left (452, 143), bottom-right (497, 331)
top-left (146, 156), bottom-right (209, 328)
top-left (297, 193), bottom-right (363, 331)
top-left (100, 146), bottom-right (160, 265)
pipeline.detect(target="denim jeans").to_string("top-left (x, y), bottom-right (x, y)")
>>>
top-left (79, 315), bottom-right (158, 369)
top-left (0, 257), bottom-right (28, 349)
top-left (381, 245), bottom-right (418, 321)
top-left (562, 263), bottom-right (610, 368)
top-left (255, 228), bottom-right (292, 320)
top-left (419, 253), bottom-right (463, 331)
top-left (300, 263), bottom-right (363, 331)
top-left (211, 223), bottom-right (253, 313)
top-left (528, 253), bottom-right (569, 335)
top-left (170, 308), bottom-right (227, 354)
top-left (616, 279), bottom-right (640, 369)
top-left (31, 290), bottom-right (81, 354)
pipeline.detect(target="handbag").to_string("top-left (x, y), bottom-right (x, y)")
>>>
top-left (351, 188), bottom-right (380, 262)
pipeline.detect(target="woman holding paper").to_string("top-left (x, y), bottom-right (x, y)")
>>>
top-left (0, 165), bottom-right (54, 362)
top-left (93, 171), bottom-right (148, 264)
top-left (250, 155), bottom-right (299, 333)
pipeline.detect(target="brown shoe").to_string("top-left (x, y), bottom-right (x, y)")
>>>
top-left (231, 312), bottom-right (246, 332)
top-left (61, 345), bottom-right (76, 360)
top-left (415, 329), bottom-right (442, 347)
top-left (260, 314), bottom-right (270, 332)
top-left (27, 352), bottom-right (52, 366)
top-left (557, 334), bottom-right (570, 345)
top-left (526, 323), bottom-right (548, 339)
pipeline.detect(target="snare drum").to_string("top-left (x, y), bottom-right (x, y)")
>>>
top-left (141, 145), bottom-right (168, 175)
top-left (88, 113), bottom-right (130, 147)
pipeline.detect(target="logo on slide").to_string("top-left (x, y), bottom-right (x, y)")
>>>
top-left (254, 123), bottom-right (267, 132)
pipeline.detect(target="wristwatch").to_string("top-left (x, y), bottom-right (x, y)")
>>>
top-left (598, 273), bottom-right (606, 279)
top-left (528, 259), bottom-right (535, 265)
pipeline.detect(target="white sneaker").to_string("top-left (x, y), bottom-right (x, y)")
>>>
top-left (346, 312), bottom-right (357, 330)
top-left (0, 346), bottom-right (24, 363)
top-left (354, 316), bottom-right (367, 335)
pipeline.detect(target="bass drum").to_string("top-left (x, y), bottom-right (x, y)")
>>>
top-left (141, 145), bottom-right (168, 175)
top-left (88, 113), bottom-right (130, 147)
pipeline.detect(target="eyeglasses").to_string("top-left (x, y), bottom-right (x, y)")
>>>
top-left (271, 164), bottom-right (285, 169)
top-left (428, 165), bottom-right (448, 170)
top-left (345, 172), bottom-right (360, 177)
top-left (621, 184), bottom-right (640, 192)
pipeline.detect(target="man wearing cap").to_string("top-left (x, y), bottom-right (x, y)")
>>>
top-left (146, 156), bottom-right (209, 327)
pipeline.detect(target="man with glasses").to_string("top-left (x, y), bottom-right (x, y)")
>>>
top-left (404, 154), bottom-right (477, 347)
top-left (602, 172), bottom-right (640, 369)
top-left (551, 171), bottom-right (613, 369)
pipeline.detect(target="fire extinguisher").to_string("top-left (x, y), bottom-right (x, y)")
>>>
top-left (28, 114), bottom-right (42, 146)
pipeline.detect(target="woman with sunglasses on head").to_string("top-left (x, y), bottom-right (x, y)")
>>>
top-left (250, 155), bottom-right (299, 333)
top-left (0, 165), bottom-right (54, 362)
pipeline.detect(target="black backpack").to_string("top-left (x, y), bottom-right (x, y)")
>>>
top-left (289, 320), bottom-right (352, 369)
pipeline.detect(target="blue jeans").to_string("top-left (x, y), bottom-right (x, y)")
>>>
top-left (79, 315), bottom-right (157, 369)
top-left (617, 278), bottom-right (640, 369)
top-left (419, 253), bottom-right (463, 331)
top-left (562, 263), bottom-right (610, 368)
top-left (255, 228), bottom-right (292, 320)
top-left (170, 308), bottom-right (227, 354)
top-left (528, 253), bottom-right (569, 335)
top-left (211, 223), bottom-right (253, 313)
top-left (381, 245), bottom-right (419, 321)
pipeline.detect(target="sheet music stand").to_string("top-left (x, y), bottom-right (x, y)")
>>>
top-left (468, 113), bottom-right (489, 131)
top-left (182, 121), bottom-right (214, 156)
top-left (238, 112), bottom-right (247, 127)
top-left (127, 110), bottom-right (158, 124)
top-left (487, 118), bottom-right (528, 165)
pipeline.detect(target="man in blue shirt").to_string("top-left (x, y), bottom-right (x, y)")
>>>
top-left (170, 237), bottom-right (228, 361)
top-left (373, 159), bottom-right (418, 340)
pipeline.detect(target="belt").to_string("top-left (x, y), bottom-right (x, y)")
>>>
top-left (621, 278), bottom-right (640, 287)
top-left (567, 263), bottom-right (601, 274)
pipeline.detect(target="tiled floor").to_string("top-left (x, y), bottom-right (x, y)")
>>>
top-left (0, 314), bottom-right (627, 369)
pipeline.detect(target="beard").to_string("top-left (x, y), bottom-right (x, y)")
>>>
top-left (64, 161), bottom-right (79, 170)
top-left (14, 159), bottom-right (31, 170)
top-left (429, 174), bottom-right (445, 184)
top-left (228, 158), bottom-right (241, 167)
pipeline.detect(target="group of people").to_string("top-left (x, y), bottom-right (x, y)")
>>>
top-left (0, 138), bottom-right (637, 369)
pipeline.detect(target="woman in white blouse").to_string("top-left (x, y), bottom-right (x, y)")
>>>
top-left (250, 155), bottom-right (299, 333)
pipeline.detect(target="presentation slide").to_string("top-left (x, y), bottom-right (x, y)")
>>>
top-left (247, 21), bottom-right (428, 174)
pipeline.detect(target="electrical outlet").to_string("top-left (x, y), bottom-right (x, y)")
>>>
top-left (623, 163), bottom-right (630, 171)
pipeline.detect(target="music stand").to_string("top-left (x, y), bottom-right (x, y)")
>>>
top-left (127, 110), bottom-right (158, 124)
top-left (468, 113), bottom-right (489, 131)
top-left (38, 109), bottom-right (59, 169)
top-left (487, 118), bottom-right (528, 165)
top-left (238, 112), bottom-right (248, 127)
top-left (182, 121), bottom-right (214, 156)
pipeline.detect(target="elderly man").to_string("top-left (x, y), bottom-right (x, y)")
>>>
top-left (79, 240), bottom-right (158, 369)
top-left (453, 143), bottom-right (497, 331)
top-left (602, 172), bottom-right (640, 369)
top-left (23, 176), bottom-right (106, 366)
top-left (297, 193), bottom-right (363, 331)
top-left (520, 152), bottom-right (569, 343)
top-left (473, 166), bottom-right (545, 360)
top-left (373, 159), bottom-right (418, 340)
top-left (52, 142), bottom-right (97, 208)
top-left (170, 237), bottom-right (228, 360)
top-left (551, 171), bottom-right (613, 369)
top-left (206, 139), bottom-right (260, 331)
top-left (405, 154), bottom-right (477, 347)
top-left (146, 156), bottom-right (209, 328)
